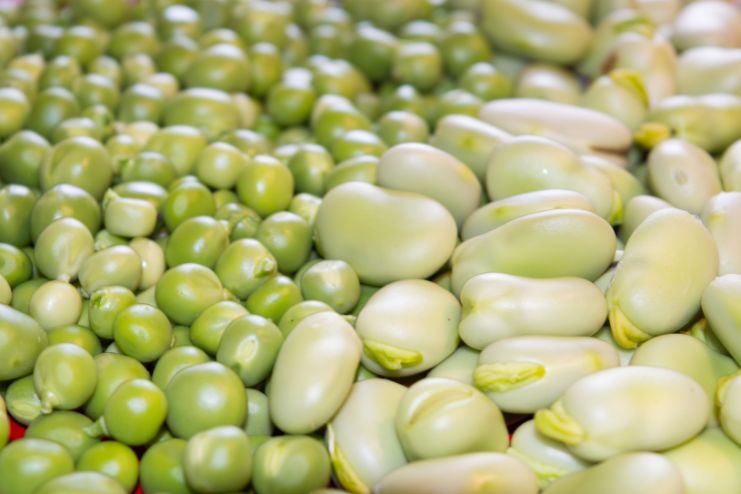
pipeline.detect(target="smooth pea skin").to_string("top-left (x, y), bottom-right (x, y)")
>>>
top-left (647, 139), bottom-right (722, 214)
top-left (277, 300), bottom-right (334, 337)
top-left (255, 212), bottom-right (312, 275)
top-left (0, 395), bottom-right (7, 448)
top-left (215, 239), bottom-right (277, 300)
top-left (507, 420), bottom-right (590, 489)
top-left (77, 441), bottom-right (139, 493)
top-left (395, 378), bottom-right (508, 461)
top-left (377, 143), bottom-right (480, 227)
top-left (300, 260), bottom-right (360, 314)
top-left (88, 286), bottom-right (136, 339)
top-left (451, 209), bottom-right (616, 296)
top-left (165, 362), bottom-right (247, 439)
top-left (25, 411), bottom-right (99, 462)
top-left (542, 452), bottom-right (684, 494)
top-left (474, 336), bottom-right (620, 413)
top-left (356, 279), bottom-right (460, 377)
top-left (607, 208), bottom-right (718, 349)
top-left (190, 300), bottom-right (248, 356)
top-left (34, 343), bottom-right (96, 413)
top-left (462, 189), bottom-right (595, 241)
top-left (102, 190), bottom-right (157, 238)
top-left (152, 346), bottom-right (210, 390)
top-left (113, 304), bottom-right (173, 363)
top-left (236, 154), bottom-right (294, 218)
top-left (269, 311), bottom-right (361, 434)
top-left (719, 373), bottom-right (741, 445)
top-left (245, 388), bottom-right (273, 437)
top-left (459, 273), bottom-right (607, 349)
top-left (245, 274), bottom-right (303, 323)
top-left (83, 352), bottom-right (149, 420)
top-left (34, 217), bottom-right (94, 282)
top-left (0, 185), bottom-right (36, 248)
top-left (47, 325), bottom-right (102, 356)
top-left (28, 280), bottom-right (82, 331)
top-left (130, 237), bottom-right (167, 290)
top-left (252, 436), bottom-right (331, 494)
top-left (33, 471), bottom-right (127, 494)
top-left (663, 427), bottom-right (741, 494)
top-left (217, 314), bottom-right (283, 387)
top-left (702, 274), bottom-right (741, 366)
top-left (165, 216), bottom-right (230, 269)
top-left (619, 195), bottom-right (672, 243)
top-left (534, 366), bottom-right (710, 462)
top-left (78, 245), bottom-right (142, 296)
top-left (0, 438), bottom-right (75, 494)
top-left (327, 379), bottom-right (407, 493)
top-left (140, 438), bottom-right (194, 494)
top-left (5, 375), bottom-right (42, 425)
top-left (702, 192), bottom-right (741, 276)
top-left (315, 182), bottom-right (457, 286)
top-left (156, 263), bottom-right (226, 326)
top-left (39, 136), bottom-right (113, 201)
top-left (183, 426), bottom-right (252, 494)
top-left (428, 346), bottom-right (480, 386)
top-left (374, 452), bottom-right (538, 494)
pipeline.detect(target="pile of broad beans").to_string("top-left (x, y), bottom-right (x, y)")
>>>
top-left (1, 0), bottom-right (741, 492)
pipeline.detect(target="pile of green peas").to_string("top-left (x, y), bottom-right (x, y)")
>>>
top-left (1, 0), bottom-right (741, 492)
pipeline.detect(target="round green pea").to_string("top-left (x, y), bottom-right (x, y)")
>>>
top-left (324, 155), bottom-right (378, 191)
top-left (289, 193), bottom-right (323, 228)
top-left (245, 388), bottom-right (273, 437)
top-left (34, 217), bottom-right (95, 283)
top-left (39, 136), bottom-right (113, 201)
top-left (118, 83), bottom-right (165, 124)
top-left (287, 143), bottom-right (334, 196)
top-left (164, 87), bottom-right (240, 141)
top-left (102, 190), bottom-right (158, 239)
top-left (249, 42), bottom-right (283, 98)
top-left (34, 343), bottom-right (96, 413)
top-left (77, 441), bottom-right (139, 493)
top-left (0, 438), bottom-right (75, 494)
top-left (139, 438), bottom-right (195, 494)
top-left (165, 362), bottom-right (248, 439)
top-left (0, 87), bottom-right (30, 139)
top-left (113, 304), bottom-right (173, 363)
top-left (300, 260), bottom-right (360, 314)
top-left (108, 22), bottom-right (159, 60)
top-left (72, 73), bottom-right (120, 111)
top-left (54, 25), bottom-right (104, 66)
top-left (459, 62), bottom-right (512, 101)
top-left (11, 278), bottom-right (48, 315)
top-left (267, 81), bottom-right (317, 127)
top-left (84, 352), bottom-right (150, 420)
top-left (0, 131), bottom-right (49, 189)
top-left (392, 41), bottom-right (442, 92)
top-left (184, 426), bottom-right (253, 493)
top-left (88, 286), bottom-right (137, 340)
top-left (118, 151), bottom-right (177, 187)
top-left (25, 411), bottom-right (99, 461)
top-left (214, 239), bottom-right (278, 300)
top-left (152, 345), bottom-right (211, 390)
top-left (33, 471), bottom-right (127, 494)
top-left (252, 435), bottom-right (331, 494)
top-left (78, 245), bottom-right (142, 296)
top-left (47, 325), bottom-right (102, 356)
top-left (161, 180), bottom-right (216, 232)
top-left (195, 142), bottom-right (249, 190)
top-left (245, 274), bottom-right (303, 323)
top-left (29, 280), bottom-right (83, 331)
top-left (31, 184), bottom-right (101, 243)
top-left (144, 125), bottom-right (208, 178)
top-left (377, 110), bottom-right (430, 146)
top-left (189, 300), bottom-right (248, 356)
top-left (155, 263), bottom-right (226, 326)
top-left (255, 212), bottom-right (312, 275)
top-left (330, 129), bottom-right (387, 162)
top-left (236, 154), bottom-right (294, 218)
top-left (217, 314), bottom-right (284, 387)
top-left (277, 300), bottom-right (335, 338)
top-left (185, 43), bottom-right (251, 93)
top-left (0, 242), bottom-right (32, 287)
top-left (165, 216), bottom-right (230, 269)
top-left (26, 87), bottom-right (79, 140)
top-left (5, 375), bottom-right (42, 425)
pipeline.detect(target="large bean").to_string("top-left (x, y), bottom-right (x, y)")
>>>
top-left (702, 192), bottom-right (741, 275)
top-left (427, 346), bottom-right (479, 386)
top-left (677, 47), bottom-right (741, 96)
top-left (462, 190), bottom-right (594, 241)
top-left (507, 420), bottom-right (589, 489)
top-left (663, 427), bottom-right (741, 494)
top-left (542, 452), bottom-right (685, 494)
top-left (619, 195), bottom-right (672, 243)
top-left (474, 336), bottom-right (619, 413)
top-left (647, 138), bottom-right (721, 214)
top-left (314, 182), bottom-right (457, 286)
top-left (486, 136), bottom-right (616, 221)
top-left (534, 366), bottom-right (710, 461)
top-left (718, 372), bottom-right (741, 445)
top-left (428, 114), bottom-right (510, 182)
top-left (671, 0), bottom-right (741, 52)
top-left (356, 279), bottom-right (460, 377)
top-left (326, 379), bottom-right (407, 494)
top-left (607, 208), bottom-right (718, 348)
top-left (459, 273), bottom-right (607, 349)
top-left (582, 70), bottom-right (648, 131)
top-left (451, 209), bottom-right (616, 296)
top-left (373, 453), bottom-right (538, 494)
top-left (269, 311), bottom-right (361, 434)
top-left (701, 274), bottom-right (741, 366)
top-left (608, 32), bottom-right (676, 106)
top-left (719, 139), bottom-right (741, 191)
top-left (478, 98), bottom-right (632, 164)
top-left (481, 0), bottom-right (592, 65)
top-left (376, 143), bottom-right (480, 227)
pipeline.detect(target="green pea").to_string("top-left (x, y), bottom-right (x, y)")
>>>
top-left (77, 441), bottom-right (139, 493)
top-left (252, 436), bottom-right (332, 494)
top-left (47, 325), bottom-right (102, 356)
top-left (152, 345), bottom-right (210, 390)
top-left (184, 426), bottom-right (253, 493)
top-left (51, 117), bottom-right (104, 144)
top-left (156, 33), bottom-right (199, 82)
top-left (87, 56), bottom-right (124, 87)
top-left (34, 343), bottom-right (96, 413)
top-left (108, 21), bottom-right (159, 60)
top-left (0, 303), bottom-right (47, 377)
top-left (34, 218), bottom-right (94, 283)
top-left (26, 411), bottom-right (99, 462)
top-left (78, 245), bottom-right (142, 296)
top-left (33, 471), bottom-right (127, 494)
top-left (113, 304), bottom-right (173, 363)
top-left (330, 129), bottom-right (387, 163)
top-left (164, 87), bottom-right (240, 141)
top-left (185, 43), bottom-right (250, 93)
top-left (165, 216), bottom-right (230, 269)
top-left (245, 274), bottom-right (303, 323)
top-left (194, 142), bottom-right (248, 191)
top-left (31, 184), bottom-right (101, 243)
top-left (312, 103), bottom-right (372, 149)
top-left (122, 53), bottom-right (157, 87)
top-left (391, 41), bottom-right (442, 92)
top-left (287, 143), bottom-right (334, 196)
top-left (117, 83), bottom-right (165, 124)
top-left (39, 136), bottom-right (113, 201)
top-left (245, 388), bottom-right (273, 436)
top-left (12, 278), bottom-right (49, 315)
top-left (222, 129), bottom-right (272, 157)
top-left (0, 274), bottom-right (10, 305)
top-left (0, 243), bottom-right (32, 288)
top-left (29, 281), bottom-right (83, 331)
top-left (83, 352), bottom-right (149, 420)
top-left (87, 378), bottom-right (167, 446)
top-left (324, 155), bottom-right (378, 191)
top-left (190, 300), bottom-right (248, 356)
top-left (459, 62), bottom-right (512, 101)
top-left (249, 42), bottom-right (284, 98)
top-left (165, 362), bottom-right (248, 439)
top-left (377, 111), bottom-right (429, 147)
top-left (277, 300), bottom-right (334, 338)
top-left (0, 130), bottom-right (49, 189)
top-left (38, 57), bottom-right (82, 91)
top-left (236, 154), bottom-right (294, 218)
top-left (140, 438), bottom-right (195, 494)
top-left (0, 438), bottom-right (75, 494)
top-left (231, 0), bottom-right (290, 47)
top-left (0, 87), bottom-right (29, 139)
top-left (156, 263), bottom-right (226, 326)
top-left (255, 212), bottom-right (312, 275)
top-left (347, 23), bottom-right (397, 83)
top-left (144, 125), bottom-right (208, 178)
top-left (300, 260), bottom-right (360, 314)
top-left (289, 193), bottom-right (322, 228)
top-left (88, 286), bottom-right (136, 340)
top-left (217, 314), bottom-right (283, 387)
top-left (5, 375), bottom-right (42, 425)
top-left (439, 22), bottom-right (492, 79)
top-left (101, 190), bottom-right (158, 239)
top-left (161, 180), bottom-right (216, 232)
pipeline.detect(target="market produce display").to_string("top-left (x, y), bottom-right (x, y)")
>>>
top-left (1, 0), bottom-right (741, 493)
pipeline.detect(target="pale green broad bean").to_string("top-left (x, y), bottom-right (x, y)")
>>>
top-left (535, 366), bottom-right (710, 462)
top-left (486, 136), bottom-right (618, 221)
top-left (427, 346), bottom-right (479, 386)
top-left (607, 208), bottom-right (718, 349)
top-left (507, 420), bottom-right (589, 489)
top-left (702, 192), bottom-right (741, 275)
top-left (671, 0), bottom-right (741, 52)
top-left (269, 311), bottom-right (361, 434)
top-left (702, 274), bottom-right (741, 366)
top-left (542, 452), bottom-right (684, 494)
top-left (580, 155), bottom-right (645, 211)
top-left (459, 273), bottom-right (607, 349)
top-left (677, 47), bottom-right (741, 96)
top-left (619, 195), bottom-right (672, 243)
top-left (451, 208), bottom-right (616, 296)
top-left (582, 70), bottom-right (648, 131)
top-left (475, 336), bottom-right (619, 413)
top-left (647, 138), bottom-right (722, 215)
top-left (514, 63), bottom-right (581, 105)
top-left (377, 143), bottom-right (480, 227)
top-left (663, 427), bottom-right (741, 494)
top-left (720, 139), bottom-right (741, 191)
top-left (355, 279), bottom-right (460, 377)
top-left (315, 183), bottom-right (457, 286)
top-left (462, 189), bottom-right (594, 241)
top-left (373, 452), bottom-right (538, 494)
top-left (428, 114), bottom-right (510, 182)
top-left (718, 372), bottom-right (741, 445)
top-left (326, 379), bottom-right (407, 494)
